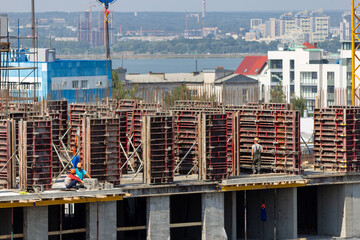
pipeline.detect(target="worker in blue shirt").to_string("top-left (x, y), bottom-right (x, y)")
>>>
top-left (71, 147), bottom-right (80, 169)
top-left (75, 163), bottom-right (91, 180)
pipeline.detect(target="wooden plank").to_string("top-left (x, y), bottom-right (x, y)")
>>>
top-left (117, 226), bottom-right (147, 231)
top-left (170, 222), bottom-right (202, 228)
top-left (48, 228), bottom-right (86, 236)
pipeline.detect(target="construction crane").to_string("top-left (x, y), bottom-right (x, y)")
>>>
top-left (352, 0), bottom-right (360, 105)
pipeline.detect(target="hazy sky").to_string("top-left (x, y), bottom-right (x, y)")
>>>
top-left (2, 0), bottom-right (348, 13)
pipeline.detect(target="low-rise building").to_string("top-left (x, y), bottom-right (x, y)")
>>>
top-left (125, 67), bottom-right (259, 106)
top-left (6, 48), bottom-right (112, 103)
top-left (264, 42), bottom-right (349, 112)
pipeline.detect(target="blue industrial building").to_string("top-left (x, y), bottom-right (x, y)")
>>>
top-left (7, 48), bottom-right (112, 103)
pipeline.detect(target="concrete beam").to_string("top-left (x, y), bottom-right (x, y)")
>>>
top-left (86, 201), bottom-right (117, 240)
top-left (147, 196), bottom-right (170, 239)
top-left (23, 206), bottom-right (48, 240)
top-left (202, 192), bottom-right (227, 240)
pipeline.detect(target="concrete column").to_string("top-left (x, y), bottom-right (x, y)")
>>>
top-left (23, 206), bottom-right (48, 240)
top-left (318, 184), bottom-right (360, 238)
top-left (86, 201), bottom-right (117, 240)
top-left (146, 196), bottom-right (170, 240)
top-left (277, 188), bottom-right (297, 239)
top-left (202, 192), bottom-right (226, 240)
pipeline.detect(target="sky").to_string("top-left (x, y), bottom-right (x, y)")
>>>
top-left (2, 0), bottom-right (348, 13)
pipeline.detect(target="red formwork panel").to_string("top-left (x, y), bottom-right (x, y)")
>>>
top-left (47, 100), bottom-right (68, 140)
top-left (114, 111), bottom-right (128, 176)
top-left (124, 108), bottom-right (157, 173)
top-left (174, 110), bottom-right (200, 174)
top-left (48, 112), bottom-right (62, 175)
top-left (147, 115), bottom-right (174, 184)
top-left (0, 120), bottom-right (11, 188)
top-left (263, 103), bottom-right (291, 110)
top-left (84, 118), bottom-right (122, 186)
top-left (238, 109), bottom-right (300, 174)
top-left (314, 107), bottom-right (360, 172)
top-left (116, 99), bottom-right (138, 110)
top-left (19, 120), bottom-right (53, 191)
top-left (69, 103), bottom-right (98, 161)
top-left (225, 111), bottom-right (236, 175)
top-left (204, 114), bottom-right (228, 180)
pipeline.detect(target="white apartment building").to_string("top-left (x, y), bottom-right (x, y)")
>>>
top-left (247, 10), bottom-right (330, 42)
top-left (264, 43), bottom-right (350, 112)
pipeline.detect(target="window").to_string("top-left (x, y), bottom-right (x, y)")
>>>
top-left (301, 86), bottom-right (318, 98)
top-left (269, 59), bottom-right (283, 69)
top-left (290, 71), bottom-right (295, 83)
top-left (254, 68), bottom-right (258, 73)
top-left (327, 72), bottom-right (335, 86)
top-left (72, 81), bottom-right (79, 89)
top-left (300, 72), bottom-right (317, 85)
top-left (244, 68), bottom-right (248, 73)
top-left (242, 89), bottom-right (248, 104)
top-left (81, 80), bottom-right (88, 89)
top-left (290, 60), bottom-right (295, 70)
top-left (271, 72), bottom-right (283, 83)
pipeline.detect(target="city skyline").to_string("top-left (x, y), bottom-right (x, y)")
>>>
top-left (2, 0), bottom-right (348, 13)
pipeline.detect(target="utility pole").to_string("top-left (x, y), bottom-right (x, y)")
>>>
top-left (104, 7), bottom-right (111, 60)
top-left (97, 0), bottom-right (116, 98)
top-left (32, 0), bottom-right (35, 50)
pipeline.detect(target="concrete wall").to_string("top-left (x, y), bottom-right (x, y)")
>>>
top-left (318, 184), bottom-right (360, 238)
top-left (147, 196), bottom-right (170, 239)
top-left (202, 192), bottom-right (226, 240)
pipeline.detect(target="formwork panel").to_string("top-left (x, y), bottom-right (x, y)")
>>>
top-left (314, 107), bottom-right (360, 172)
top-left (19, 120), bottom-right (53, 191)
top-left (238, 109), bottom-right (301, 173)
top-left (0, 120), bottom-right (11, 188)
top-left (204, 114), bottom-right (228, 180)
top-left (144, 115), bottom-right (175, 184)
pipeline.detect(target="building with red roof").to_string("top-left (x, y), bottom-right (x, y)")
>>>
top-left (235, 56), bottom-right (268, 76)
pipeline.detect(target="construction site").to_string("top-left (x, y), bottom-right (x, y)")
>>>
top-left (0, 97), bottom-right (358, 240)
top-left (2, 1), bottom-right (360, 240)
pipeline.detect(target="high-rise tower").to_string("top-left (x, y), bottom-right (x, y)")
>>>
top-left (202, 0), bottom-right (206, 19)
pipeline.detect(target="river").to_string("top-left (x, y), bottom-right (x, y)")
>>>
top-left (112, 57), bottom-right (244, 74)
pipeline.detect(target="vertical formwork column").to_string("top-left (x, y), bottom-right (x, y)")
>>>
top-left (0, 120), bottom-right (11, 188)
top-left (202, 192), bottom-right (226, 240)
top-left (144, 115), bottom-right (174, 184)
top-left (146, 196), bottom-right (170, 239)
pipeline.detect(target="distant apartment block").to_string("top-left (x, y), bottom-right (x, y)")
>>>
top-left (77, 11), bottom-right (114, 47)
top-left (250, 19), bottom-right (262, 29)
top-left (245, 9), bottom-right (330, 43)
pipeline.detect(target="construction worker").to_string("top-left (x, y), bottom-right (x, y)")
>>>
top-left (71, 147), bottom-right (80, 169)
top-left (251, 137), bottom-right (263, 174)
top-left (76, 163), bottom-right (91, 181)
top-left (64, 169), bottom-right (83, 189)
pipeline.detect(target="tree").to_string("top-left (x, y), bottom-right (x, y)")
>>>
top-left (112, 70), bottom-right (140, 100)
top-left (270, 83), bottom-right (286, 103)
top-left (293, 96), bottom-right (307, 117)
top-left (164, 84), bottom-right (192, 107)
